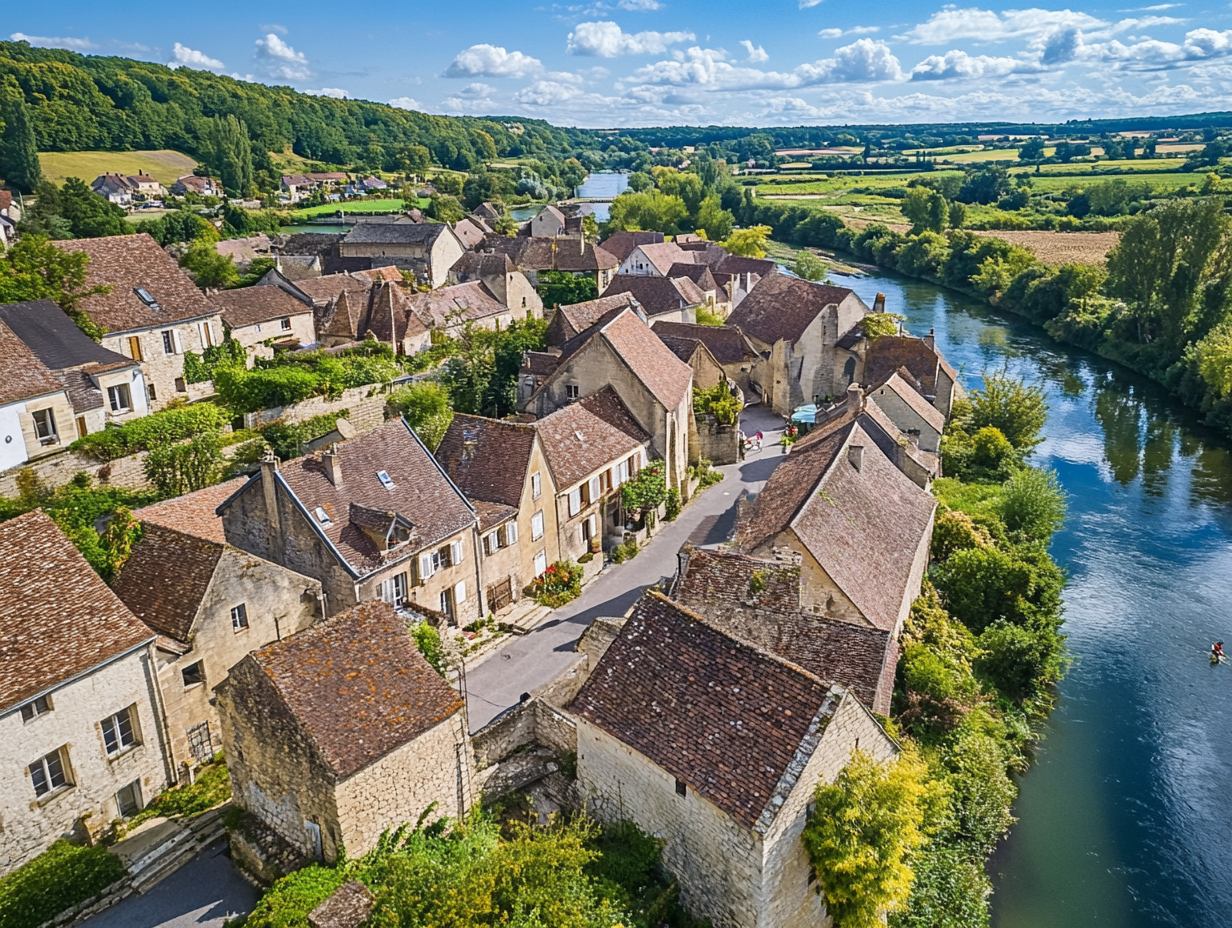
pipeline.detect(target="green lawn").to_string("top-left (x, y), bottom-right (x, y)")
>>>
top-left (38, 149), bottom-right (197, 186)
top-left (1010, 158), bottom-right (1188, 175)
top-left (291, 198), bottom-right (418, 218)
top-left (1023, 172), bottom-right (1206, 193)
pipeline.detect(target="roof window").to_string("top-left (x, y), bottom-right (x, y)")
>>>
top-left (313, 506), bottom-right (333, 526)
top-left (134, 288), bottom-right (161, 310)
top-left (377, 470), bottom-right (396, 490)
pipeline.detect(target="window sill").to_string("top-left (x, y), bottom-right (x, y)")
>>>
top-left (106, 744), bottom-right (141, 764)
top-left (182, 682), bottom-right (205, 691)
top-left (35, 784), bottom-right (75, 807)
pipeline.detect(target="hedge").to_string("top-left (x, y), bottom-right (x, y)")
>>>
top-left (0, 840), bottom-right (126, 928)
top-left (71, 403), bottom-right (229, 461)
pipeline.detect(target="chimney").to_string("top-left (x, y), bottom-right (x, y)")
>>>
top-left (848, 445), bottom-right (864, 472)
top-left (323, 445), bottom-right (343, 487)
top-left (846, 382), bottom-right (864, 413)
top-left (259, 449), bottom-right (283, 557)
top-left (872, 293), bottom-right (886, 314)
top-left (924, 327), bottom-right (936, 350)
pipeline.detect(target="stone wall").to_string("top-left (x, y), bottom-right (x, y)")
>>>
top-left (247, 384), bottom-right (391, 432)
top-left (690, 415), bottom-right (740, 466)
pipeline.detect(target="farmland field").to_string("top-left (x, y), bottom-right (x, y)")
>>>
top-left (1024, 172), bottom-right (1207, 192)
top-left (970, 229), bottom-right (1119, 266)
top-left (38, 149), bottom-right (197, 186)
top-left (1009, 158), bottom-right (1188, 175)
top-left (291, 198), bottom-right (419, 218)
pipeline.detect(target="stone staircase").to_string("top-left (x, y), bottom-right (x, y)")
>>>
top-left (111, 804), bottom-right (230, 893)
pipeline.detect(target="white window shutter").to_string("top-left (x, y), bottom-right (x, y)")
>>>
top-left (568, 488), bottom-right (581, 516)
top-left (505, 521), bottom-right (518, 544)
top-left (450, 539), bottom-right (464, 564)
top-left (419, 552), bottom-right (433, 580)
top-left (172, 329), bottom-right (184, 354)
top-left (588, 514), bottom-right (598, 536)
top-left (589, 476), bottom-right (601, 502)
top-left (208, 321), bottom-right (218, 346)
top-left (454, 580), bottom-right (466, 603)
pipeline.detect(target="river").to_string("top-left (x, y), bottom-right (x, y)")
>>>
top-left (835, 270), bottom-right (1232, 928)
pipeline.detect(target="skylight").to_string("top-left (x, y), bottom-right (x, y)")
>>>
top-left (313, 507), bottom-right (332, 526)
top-left (134, 288), bottom-right (160, 309)
top-left (377, 470), bottom-right (396, 490)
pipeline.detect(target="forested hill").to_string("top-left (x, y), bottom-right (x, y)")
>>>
top-left (0, 41), bottom-right (592, 172)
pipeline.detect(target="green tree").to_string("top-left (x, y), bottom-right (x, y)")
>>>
top-left (793, 250), bottom-right (828, 282)
top-left (966, 372), bottom-right (1048, 450)
top-left (958, 166), bottom-right (1010, 205)
top-left (0, 79), bottom-right (43, 193)
top-left (625, 171), bottom-right (654, 192)
top-left (606, 190), bottom-right (687, 234)
top-left (179, 240), bottom-right (237, 289)
top-left (722, 224), bottom-right (772, 258)
top-left (1018, 138), bottom-right (1046, 162)
top-left (1193, 320), bottom-right (1232, 397)
top-left (143, 433), bottom-right (224, 496)
top-left (202, 114), bottom-right (253, 196)
top-left (902, 187), bottom-right (947, 235)
top-left (997, 467), bottom-right (1067, 540)
top-left (426, 193), bottom-right (465, 223)
top-left (59, 177), bottom-right (130, 238)
top-left (975, 619), bottom-right (1066, 699)
top-left (389, 381), bottom-right (454, 450)
top-left (538, 271), bottom-right (598, 309)
top-left (694, 193), bottom-right (733, 241)
top-left (803, 750), bottom-right (935, 928)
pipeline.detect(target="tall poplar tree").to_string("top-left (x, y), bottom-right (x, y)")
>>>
top-left (203, 114), bottom-right (253, 196)
top-left (0, 80), bottom-right (44, 193)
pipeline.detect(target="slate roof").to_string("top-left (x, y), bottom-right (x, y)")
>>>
top-left (404, 281), bottom-right (507, 328)
top-left (602, 275), bottom-right (705, 317)
top-left (864, 335), bottom-right (947, 397)
top-left (571, 592), bottom-right (838, 828)
top-left (666, 262), bottom-right (721, 293)
top-left (726, 275), bottom-right (860, 347)
top-left (0, 301), bottom-right (137, 374)
top-left (738, 419), bottom-right (935, 632)
top-left (341, 222), bottom-right (452, 246)
top-left (212, 285), bottom-right (313, 329)
top-left (53, 234), bottom-right (220, 334)
top-left (599, 231), bottom-right (664, 264)
top-left (652, 322), bottom-right (759, 366)
top-left (239, 600), bottom-right (463, 778)
top-left (0, 510), bottom-right (152, 713)
top-left (533, 387), bottom-right (648, 488)
top-left (134, 477), bottom-right (249, 544)
top-left (0, 319), bottom-right (67, 405)
top-left (673, 548), bottom-right (895, 712)
top-left (111, 524), bottom-right (224, 643)
top-left (436, 414), bottom-right (537, 510)
top-left (239, 418), bottom-right (475, 577)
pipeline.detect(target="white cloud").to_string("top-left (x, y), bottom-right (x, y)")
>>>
top-left (459, 82), bottom-right (497, 96)
top-left (255, 33), bottom-right (310, 80)
top-left (170, 43), bottom-right (224, 70)
top-left (799, 0), bottom-right (824, 8)
top-left (1082, 27), bottom-right (1232, 69)
top-left (306, 87), bottom-right (348, 98)
top-left (899, 8), bottom-right (1106, 44)
top-left (389, 96), bottom-right (423, 110)
top-left (618, 0), bottom-right (663, 9)
top-left (10, 32), bottom-right (95, 50)
top-left (912, 49), bottom-right (1033, 80)
top-left (444, 44), bottom-right (542, 78)
top-left (259, 23), bottom-right (289, 34)
top-left (814, 38), bottom-right (904, 81)
top-left (740, 39), bottom-right (769, 62)
top-left (1119, 4), bottom-right (1179, 9)
top-left (567, 21), bottom-right (694, 57)
top-left (818, 25), bottom-right (880, 39)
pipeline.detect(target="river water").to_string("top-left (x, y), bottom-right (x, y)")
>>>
top-left (836, 270), bottom-right (1232, 928)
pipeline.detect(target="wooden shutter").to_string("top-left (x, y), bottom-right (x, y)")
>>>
top-left (505, 521), bottom-right (518, 545)
top-left (588, 475), bottom-right (601, 503)
top-left (450, 539), bottom-right (464, 564)
top-left (419, 552), bottom-right (434, 581)
top-left (171, 329), bottom-right (184, 354)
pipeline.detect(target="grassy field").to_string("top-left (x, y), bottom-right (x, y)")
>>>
top-left (38, 149), bottom-right (197, 186)
top-left (291, 197), bottom-right (427, 218)
top-left (1023, 172), bottom-right (1207, 192)
top-left (1008, 158), bottom-right (1189, 175)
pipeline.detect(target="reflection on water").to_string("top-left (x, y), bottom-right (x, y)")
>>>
top-left (576, 171), bottom-right (628, 200)
top-left (836, 271), bottom-right (1232, 928)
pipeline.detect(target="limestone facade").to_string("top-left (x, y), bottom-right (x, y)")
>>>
top-left (108, 316), bottom-right (224, 410)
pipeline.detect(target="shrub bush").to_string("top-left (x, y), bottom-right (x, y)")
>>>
top-left (664, 488), bottom-right (681, 521)
top-left (998, 467), bottom-right (1067, 540)
top-left (214, 365), bottom-right (320, 413)
top-left (412, 621), bottom-right (447, 675)
top-left (72, 403), bottom-right (228, 461)
top-left (0, 840), bottom-right (127, 928)
top-left (610, 538), bottom-right (640, 563)
top-left (528, 560), bottom-right (583, 608)
top-left (126, 762), bottom-right (230, 831)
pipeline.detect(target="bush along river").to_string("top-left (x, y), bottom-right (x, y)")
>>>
top-left (838, 269), bottom-right (1232, 928)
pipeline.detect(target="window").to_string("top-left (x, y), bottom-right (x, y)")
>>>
top-left (115, 780), bottom-right (142, 818)
top-left (101, 706), bottom-right (139, 756)
top-left (198, 321), bottom-right (218, 349)
top-left (313, 506), bottom-right (333, 526)
top-left (147, 382), bottom-right (157, 403)
top-left (568, 488), bottom-right (582, 517)
top-left (162, 330), bottom-right (175, 354)
top-left (675, 778), bottom-right (687, 797)
top-left (418, 551), bottom-right (436, 582)
top-left (504, 521), bottom-right (518, 545)
top-left (254, 323), bottom-right (261, 333)
top-left (531, 510), bottom-right (544, 541)
top-left (280, 317), bottom-right (292, 331)
top-left (380, 572), bottom-right (408, 604)
top-left (566, 384), bottom-right (580, 400)
top-left (534, 550), bottom-right (547, 577)
top-left (231, 604), bottom-right (249, 631)
top-left (484, 531), bottom-right (500, 556)
top-left (377, 469), bottom-right (396, 490)
top-left (29, 748), bottom-right (68, 797)
top-left (182, 661), bottom-right (205, 688)
top-left (450, 539), bottom-right (464, 566)
top-left (127, 336), bottom-right (143, 361)
top-left (531, 471), bottom-right (542, 500)
top-left (174, 377), bottom-right (187, 393)
top-left (588, 476), bottom-right (602, 504)
top-left (439, 588), bottom-right (454, 619)
top-left (31, 408), bottom-right (57, 443)
top-left (583, 514), bottom-right (598, 543)
top-left (107, 384), bottom-right (132, 413)
top-left (135, 288), bottom-right (160, 309)
top-left (20, 695), bottom-right (51, 723)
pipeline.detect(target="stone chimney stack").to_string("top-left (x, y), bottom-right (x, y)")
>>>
top-left (848, 444), bottom-right (864, 472)
top-left (259, 449), bottom-right (283, 559)
top-left (872, 292), bottom-right (886, 313)
top-left (924, 327), bottom-right (936, 350)
top-left (846, 382), bottom-right (865, 413)
top-left (323, 445), bottom-right (343, 487)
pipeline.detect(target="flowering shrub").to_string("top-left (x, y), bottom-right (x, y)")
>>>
top-left (529, 560), bottom-right (583, 608)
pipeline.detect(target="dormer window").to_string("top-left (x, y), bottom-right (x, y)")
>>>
top-left (377, 470), bottom-right (396, 490)
top-left (314, 506), bottom-right (333, 526)
top-left (134, 288), bottom-right (161, 310)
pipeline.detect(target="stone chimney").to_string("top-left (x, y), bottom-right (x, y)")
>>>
top-left (872, 292), bottom-right (886, 313)
top-left (323, 445), bottom-right (343, 487)
top-left (259, 449), bottom-right (283, 557)
top-left (848, 444), bottom-right (864, 472)
top-left (846, 382), bottom-right (864, 413)
top-left (924, 327), bottom-right (936, 350)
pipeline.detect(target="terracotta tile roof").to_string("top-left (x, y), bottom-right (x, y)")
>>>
top-left (0, 191), bottom-right (12, 211)
top-left (717, 254), bottom-right (777, 277)
top-left (548, 293), bottom-right (639, 346)
top-left (212, 285), bottom-right (312, 329)
top-left (480, 236), bottom-right (618, 272)
top-left (592, 309), bottom-right (693, 409)
top-left (111, 524), bottom-right (224, 643)
top-left (318, 283), bottom-right (427, 346)
top-left (864, 336), bottom-right (947, 397)
top-left (652, 322), bottom-right (759, 366)
top-left (0, 319), bottom-right (69, 405)
top-left (55, 370), bottom-right (104, 413)
top-left (602, 275), bottom-right (704, 318)
top-left (726, 275), bottom-right (861, 347)
top-left (524, 350), bottom-right (561, 377)
top-left (673, 548), bottom-right (896, 713)
top-left (657, 334), bottom-right (702, 364)
top-left (571, 592), bottom-right (838, 828)
top-left (353, 266), bottom-right (404, 283)
top-left (405, 281), bottom-right (507, 328)
top-left (0, 510), bottom-right (152, 712)
top-left (452, 218), bottom-right (489, 249)
top-left (629, 242), bottom-right (687, 275)
top-left (289, 274), bottom-right (372, 308)
top-left (873, 371), bottom-right (946, 434)
top-left (739, 419), bottom-right (935, 632)
top-left (666, 263), bottom-right (721, 293)
top-left (436, 414), bottom-right (537, 510)
top-left (134, 477), bottom-right (249, 543)
top-left (533, 387), bottom-right (648, 488)
top-left (242, 600), bottom-right (463, 778)
top-left (260, 419), bottom-right (475, 576)
top-left (54, 234), bottom-right (220, 334)
top-left (599, 231), bottom-right (664, 264)
top-left (472, 499), bottom-right (519, 532)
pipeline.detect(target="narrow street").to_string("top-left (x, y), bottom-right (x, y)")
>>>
top-left (464, 405), bottom-right (787, 731)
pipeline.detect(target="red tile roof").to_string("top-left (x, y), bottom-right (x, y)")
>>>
top-left (212, 284), bottom-right (313, 329)
top-left (547, 293), bottom-right (639, 346)
top-left (864, 335), bottom-right (947, 397)
top-left (533, 387), bottom-right (649, 488)
top-left (0, 510), bottom-right (152, 712)
top-left (726, 274), bottom-right (861, 347)
top-left (602, 275), bottom-right (705, 318)
top-left (111, 524), bottom-right (223, 643)
top-left (436, 414), bottom-right (538, 511)
top-left (652, 322), bottom-right (759, 366)
top-left (134, 477), bottom-right (248, 544)
top-left (598, 231), bottom-right (664, 264)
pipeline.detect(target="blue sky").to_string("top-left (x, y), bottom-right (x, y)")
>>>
top-left (12, 1), bottom-right (1232, 127)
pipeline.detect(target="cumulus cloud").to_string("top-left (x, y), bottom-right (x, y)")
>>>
top-left (170, 43), bottom-right (224, 70)
top-left (10, 32), bottom-right (95, 50)
top-left (740, 40), bottom-right (769, 62)
top-left (1084, 27), bottom-right (1232, 69)
top-left (305, 87), bottom-right (348, 98)
top-left (458, 82), bottom-right (497, 96)
top-left (818, 26), bottom-right (880, 39)
top-left (389, 96), bottom-right (423, 110)
top-left (255, 33), bottom-right (310, 80)
top-left (899, 7), bottom-right (1106, 44)
top-left (911, 49), bottom-right (1032, 80)
top-left (567, 22), bottom-right (694, 57)
top-left (815, 38), bottom-right (904, 81)
top-left (618, 0), bottom-right (663, 9)
top-left (444, 44), bottom-right (542, 78)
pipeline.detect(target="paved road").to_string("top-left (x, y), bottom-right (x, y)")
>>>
top-left (83, 840), bottom-right (258, 928)
top-left (465, 406), bottom-right (788, 731)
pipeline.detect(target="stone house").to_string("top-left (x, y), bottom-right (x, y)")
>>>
top-left (171, 175), bottom-right (222, 197)
top-left (472, 202), bottom-right (501, 223)
top-left (211, 285), bottom-right (317, 362)
top-left (656, 333), bottom-right (727, 391)
top-left (863, 332), bottom-right (960, 419)
top-left (435, 415), bottom-right (560, 611)
top-left (449, 252), bottom-right (544, 321)
top-left (737, 416), bottom-right (936, 637)
top-left (867, 371), bottom-right (946, 455)
top-left (666, 262), bottom-right (730, 317)
top-left (533, 388), bottom-right (653, 560)
top-left (602, 275), bottom-right (703, 326)
top-left (111, 514), bottom-right (322, 778)
top-left (53, 234), bottom-right (225, 410)
top-left (571, 591), bottom-right (898, 928)
top-left (404, 280), bottom-right (528, 336)
top-left (477, 235), bottom-right (619, 295)
top-left (0, 320), bottom-right (85, 469)
top-left (544, 292), bottom-right (642, 349)
top-left (0, 511), bottom-right (169, 874)
top-left (217, 418), bottom-right (482, 624)
top-left (336, 223), bottom-right (465, 288)
top-left (90, 174), bottom-right (134, 207)
top-left (0, 299), bottom-right (148, 441)
top-left (216, 601), bottom-right (473, 864)
top-left (598, 231), bottom-right (664, 265)
top-left (530, 205), bottom-right (567, 238)
top-left (726, 275), bottom-right (870, 416)
top-left (314, 282), bottom-right (431, 356)
top-left (616, 242), bottom-right (687, 278)
top-left (452, 217), bottom-right (491, 250)
top-left (716, 255), bottom-right (777, 308)
top-left (651, 322), bottom-right (762, 397)
top-left (519, 306), bottom-right (694, 491)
